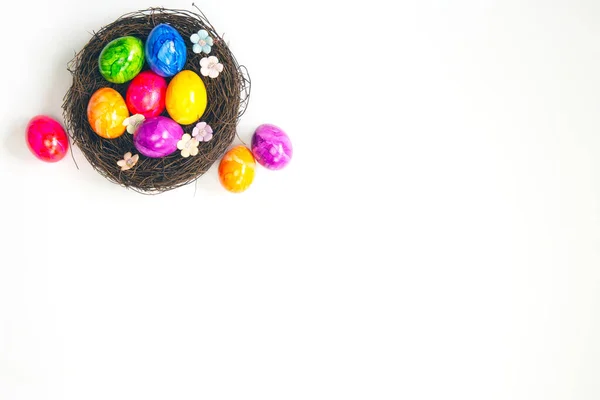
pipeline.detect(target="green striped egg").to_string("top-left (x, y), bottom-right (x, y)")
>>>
top-left (98, 36), bottom-right (145, 84)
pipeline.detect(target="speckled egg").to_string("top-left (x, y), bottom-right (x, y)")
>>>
top-left (218, 146), bottom-right (256, 193)
top-left (98, 36), bottom-right (145, 84)
top-left (165, 70), bottom-right (207, 125)
top-left (126, 71), bottom-right (167, 118)
top-left (251, 124), bottom-right (293, 170)
top-left (133, 116), bottom-right (184, 158)
top-left (145, 24), bottom-right (187, 77)
top-left (87, 88), bottom-right (129, 139)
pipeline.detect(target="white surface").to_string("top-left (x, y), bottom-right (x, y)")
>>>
top-left (1, 0), bottom-right (599, 399)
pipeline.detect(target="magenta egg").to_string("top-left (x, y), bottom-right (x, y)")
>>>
top-left (26, 115), bottom-right (69, 162)
top-left (126, 71), bottom-right (167, 118)
top-left (251, 124), bottom-right (293, 170)
top-left (133, 116), bottom-right (183, 158)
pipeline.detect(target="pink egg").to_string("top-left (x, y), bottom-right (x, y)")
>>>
top-left (26, 115), bottom-right (69, 162)
top-left (126, 71), bottom-right (167, 118)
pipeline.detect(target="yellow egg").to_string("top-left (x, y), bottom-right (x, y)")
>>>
top-left (218, 146), bottom-right (256, 193)
top-left (165, 70), bottom-right (207, 125)
top-left (87, 88), bottom-right (129, 139)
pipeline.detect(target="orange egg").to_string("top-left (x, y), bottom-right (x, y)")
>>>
top-left (218, 146), bottom-right (256, 193)
top-left (87, 88), bottom-right (129, 139)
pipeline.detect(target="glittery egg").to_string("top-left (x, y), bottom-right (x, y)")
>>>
top-left (251, 124), bottom-right (293, 170)
top-left (98, 36), bottom-right (145, 84)
top-left (165, 70), bottom-right (207, 125)
top-left (145, 24), bottom-right (187, 77)
top-left (126, 71), bottom-right (167, 118)
top-left (133, 116), bottom-right (184, 158)
top-left (26, 115), bottom-right (69, 162)
top-left (218, 146), bottom-right (256, 193)
top-left (87, 88), bottom-right (129, 139)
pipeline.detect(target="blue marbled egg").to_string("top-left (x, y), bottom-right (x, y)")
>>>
top-left (145, 24), bottom-right (187, 77)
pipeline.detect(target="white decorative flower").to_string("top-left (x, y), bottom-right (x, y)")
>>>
top-left (190, 29), bottom-right (214, 54)
top-left (200, 56), bottom-right (224, 79)
top-left (177, 134), bottom-right (200, 158)
top-left (122, 114), bottom-right (145, 134)
top-left (117, 152), bottom-right (139, 171)
top-left (192, 122), bottom-right (213, 142)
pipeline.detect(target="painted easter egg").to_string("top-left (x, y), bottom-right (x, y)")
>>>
top-left (126, 71), bottom-right (167, 118)
top-left (145, 24), bottom-right (187, 77)
top-left (251, 124), bottom-right (293, 170)
top-left (98, 36), bottom-right (144, 84)
top-left (26, 115), bottom-right (69, 162)
top-left (87, 88), bottom-right (129, 139)
top-left (218, 146), bottom-right (256, 193)
top-left (133, 116), bottom-right (183, 158)
top-left (165, 70), bottom-right (207, 125)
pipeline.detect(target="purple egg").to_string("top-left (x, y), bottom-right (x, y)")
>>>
top-left (133, 116), bottom-right (183, 158)
top-left (251, 124), bottom-right (293, 170)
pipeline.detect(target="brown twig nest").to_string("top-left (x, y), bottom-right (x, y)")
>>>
top-left (62, 6), bottom-right (250, 193)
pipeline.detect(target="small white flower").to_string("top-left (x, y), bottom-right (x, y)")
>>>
top-left (117, 152), bottom-right (139, 171)
top-left (177, 134), bottom-right (200, 158)
top-left (200, 56), bottom-right (224, 79)
top-left (122, 114), bottom-right (145, 134)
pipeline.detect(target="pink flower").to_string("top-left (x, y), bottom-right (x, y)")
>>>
top-left (117, 152), bottom-right (139, 171)
top-left (200, 56), bottom-right (224, 79)
top-left (192, 122), bottom-right (213, 142)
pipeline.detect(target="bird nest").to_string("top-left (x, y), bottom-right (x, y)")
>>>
top-left (62, 6), bottom-right (250, 193)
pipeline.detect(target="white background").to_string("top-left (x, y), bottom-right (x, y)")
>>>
top-left (0, 0), bottom-right (599, 399)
